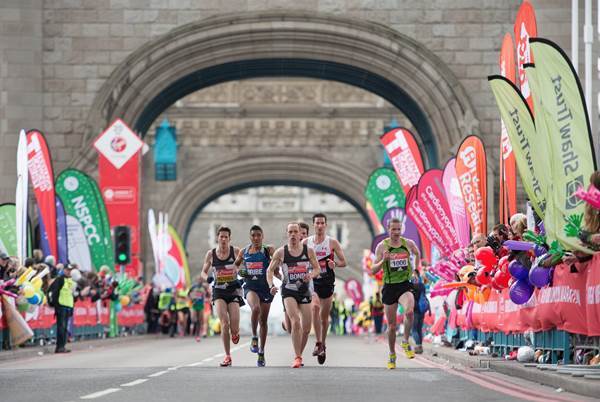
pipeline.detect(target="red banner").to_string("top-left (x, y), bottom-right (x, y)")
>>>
top-left (466, 254), bottom-right (600, 336)
top-left (27, 130), bottom-right (57, 258)
top-left (499, 33), bottom-right (518, 224)
top-left (380, 128), bottom-right (425, 196)
top-left (455, 136), bottom-right (487, 236)
top-left (96, 119), bottom-right (142, 278)
top-left (416, 170), bottom-right (461, 254)
top-left (514, 0), bottom-right (537, 113)
top-left (117, 303), bottom-right (145, 327)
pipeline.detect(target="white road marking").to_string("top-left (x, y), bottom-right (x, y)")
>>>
top-left (202, 358), bottom-right (213, 362)
top-left (80, 388), bottom-right (121, 399)
top-left (148, 370), bottom-right (168, 377)
top-left (186, 361), bottom-right (204, 367)
top-left (120, 379), bottom-right (148, 387)
top-left (214, 353), bottom-right (225, 358)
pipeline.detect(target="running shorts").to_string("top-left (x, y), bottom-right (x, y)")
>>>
top-left (212, 287), bottom-right (245, 306)
top-left (244, 286), bottom-right (274, 304)
top-left (281, 287), bottom-right (312, 305)
top-left (381, 281), bottom-right (414, 306)
top-left (313, 281), bottom-right (335, 299)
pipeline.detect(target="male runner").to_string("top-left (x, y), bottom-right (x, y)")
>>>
top-left (371, 217), bottom-right (420, 369)
top-left (282, 221), bottom-right (310, 334)
top-left (201, 226), bottom-right (243, 367)
top-left (234, 225), bottom-right (276, 367)
top-left (304, 213), bottom-right (347, 365)
top-left (188, 276), bottom-right (208, 342)
top-left (267, 222), bottom-right (321, 368)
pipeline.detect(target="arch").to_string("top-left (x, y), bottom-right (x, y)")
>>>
top-left (163, 149), bottom-right (373, 243)
top-left (74, 11), bottom-right (479, 172)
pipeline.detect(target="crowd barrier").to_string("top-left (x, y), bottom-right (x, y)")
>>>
top-left (0, 299), bottom-right (145, 350)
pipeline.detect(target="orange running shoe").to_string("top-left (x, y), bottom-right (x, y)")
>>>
top-left (292, 356), bottom-right (303, 368)
top-left (220, 355), bottom-right (232, 367)
top-left (231, 333), bottom-right (240, 344)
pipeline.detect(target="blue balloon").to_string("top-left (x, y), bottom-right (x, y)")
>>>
top-left (509, 260), bottom-right (529, 281)
top-left (529, 259), bottom-right (552, 288)
top-left (509, 279), bottom-right (534, 305)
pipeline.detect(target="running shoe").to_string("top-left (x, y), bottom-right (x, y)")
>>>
top-left (312, 342), bottom-right (321, 356)
top-left (317, 344), bottom-right (326, 365)
top-left (387, 353), bottom-right (396, 369)
top-left (195, 336), bottom-right (201, 343)
top-left (292, 356), bottom-right (303, 368)
top-left (231, 333), bottom-right (240, 344)
top-left (414, 345), bottom-right (423, 354)
top-left (402, 341), bottom-right (415, 359)
top-left (257, 353), bottom-right (266, 367)
top-left (220, 355), bottom-right (232, 367)
top-left (250, 337), bottom-right (259, 353)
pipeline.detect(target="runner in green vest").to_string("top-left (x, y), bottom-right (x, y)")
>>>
top-left (371, 217), bottom-right (421, 369)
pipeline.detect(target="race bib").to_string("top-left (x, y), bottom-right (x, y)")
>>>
top-left (389, 252), bottom-right (409, 271)
top-left (215, 265), bottom-right (236, 284)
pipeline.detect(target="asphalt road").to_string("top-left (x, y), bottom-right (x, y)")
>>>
top-left (0, 335), bottom-right (592, 402)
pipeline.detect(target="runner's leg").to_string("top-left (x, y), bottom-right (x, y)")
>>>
top-left (311, 296), bottom-right (322, 353)
top-left (319, 295), bottom-right (334, 346)
top-left (259, 302), bottom-right (271, 351)
top-left (399, 291), bottom-right (415, 343)
top-left (384, 303), bottom-right (398, 356)
top-left (299, 302), bottom-right (312, 356)
top-left (215, 300), bottom-right (231, 355)
top-left (228, 301), bottom-right (240, 341)
top-left (284, 297), bottom-right (303, 357)
top-left (246, 291), bottom-right (260, 338)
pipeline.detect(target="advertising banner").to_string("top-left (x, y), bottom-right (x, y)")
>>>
top-left (16, 130), bottom-right (28, 262)
top-left (514, 0), bottom-right (537, 113)
top-left (380, 128), bottom-right (425, 195)
top-left (27, 130), bottom-right (57, 259)
top-left (442, 159), bottom-right (470, 247)
top-left (406, 187), bottom-right (449, 255)
top-left (66, 215), bottom-right (93, 273)
top-left (364, 168), bottom-right (405, 221)
top-left (40, 197), bottom-right (69, 264)
top-left (455, 136), bottom-right (488, 236)
top-left (529, 38), bottom-right (597, 252)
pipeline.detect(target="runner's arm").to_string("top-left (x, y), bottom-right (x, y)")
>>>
top-left (233, 247), bottom-right (241, 274)
top-left (266, 248), bottom-right (283, 289)
top-left (267, 246), bottom-right (282, 279)
top-left (371, 242), bottom-right (387, 274)
top-left (407, 239), bottom-right (421, 271)
top-left (234, 248), bottom-right (244, 267)
top-left (307, 247), bottom-right (321, 281)
top-left (200, 251), bottom-right (212, 281)
top-left (331, 239), bottom-right (347, 268)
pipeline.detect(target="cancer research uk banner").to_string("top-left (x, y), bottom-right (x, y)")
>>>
top-left (514, 0), bottom-right (537, 113)
top-left (26, 130), bottom-right (58, 259)
top-left (455, 136), bottom-right (487, 236)
top-left (379, 128), bottom-right (425, 196)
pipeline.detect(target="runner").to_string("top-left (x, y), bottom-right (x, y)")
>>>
top-left (371, 217), bottom-right (420, 369)
top-left (175, 288), bottom-right (190, 337)
top-left (304, 213), bottom-right (347, 365)
top-left (282, 221), bottom-right (310, 334)
top-left (188, 276), bottom-right (208, 342)
top-left (234, 225), bottom-right (276, 367)
top-left (200, 226), bottom-right (244, 367)
top-left (266, 222), bottom-right (321, 368)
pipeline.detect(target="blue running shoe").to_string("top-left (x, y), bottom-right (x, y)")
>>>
top-left (250, 337), bottom-right (259, 353)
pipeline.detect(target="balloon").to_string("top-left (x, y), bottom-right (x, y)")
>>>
top-left (474, 246), bottom-right (497, 267)
top-left (16, 267), bottom-right (34, 286)
top-left (497, 256), bottom-right (510, 272)
top-left (120, 295), bottom-right (130, 307)
top-left (31, 277), bottom-right (42, 290)
top-left (509, 279), bottom-right (534, 305)
top-left (493, 269), bottom-right (511, 289)
top-left (16, 296), bottom-right (29, 312)
top-left (529, 258), bottom-right (552, 288)
top-left (71, 269), bottom-right (82, 282)
top-left (114, 301), bottom-right (122, 312)
top-left (508, 260), bottom-right (529, 281)
top-left (475, 267), bottom-right (492, 286)
top-left (22, 283), bottom-right (35, 298)
top-left (503, 240), bottom-right (534, 251)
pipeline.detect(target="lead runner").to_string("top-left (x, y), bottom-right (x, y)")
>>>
top-left (266, 222), bottom-right (321, 368)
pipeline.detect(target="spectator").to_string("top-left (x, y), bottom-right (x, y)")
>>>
top-left (412, 269), bottom-right (430, 354)
top-left (32, 249), bottom-right (44, 264)
top-left (509, 213), bottom-right (528, 240)
top-left (144, 286), bottom-right (160, 334)
top-left (0, 253), bottom-right (10, 279)
top-left (51, 265), bottom-right (75, 353)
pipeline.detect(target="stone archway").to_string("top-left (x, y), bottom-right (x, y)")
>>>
top-left (74, 11), bottom-right (478, 173)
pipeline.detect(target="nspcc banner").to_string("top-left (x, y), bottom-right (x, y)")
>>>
top-left (514, 0), bottom-right (537, 112)
top-left (499, 32), bottom-right (518, 223)
top-left (56, 169), bottom-right (111, 271)
top-left (27, 130), bottom-right (57, 259)
top-left (455, 136), bottom-right (487, 236)
top-left (488, 76), bottom-right (547, 218)
top-left (530, 38), bottom-right (597, 251)
top-left (380, 128), bottom-right (425, 195)
top-left (364, 168), bottom-right (405, 221)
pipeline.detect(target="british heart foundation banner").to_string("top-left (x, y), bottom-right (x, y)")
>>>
top-left (95, 119), bottom-right (143, 278)
top-left (499, 32), bottom-right (518, 224)
top-left (416, 169), bottom-right (461, 253)
top-left (442, 158), bottom-right (470, 247)
top-left (380, 128), bottom-right (425, 196)
top-left (514, 0), bottom-right (537, 113)
top-left (27, 130), bottom-right (57, 259)
top-left (455, 136), bottom-right (487, 236)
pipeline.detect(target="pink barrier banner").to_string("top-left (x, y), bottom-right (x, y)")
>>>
top-left (465, 254), bottom-right (600, 335)
top-left (117, 303), bottom-right (145, 327)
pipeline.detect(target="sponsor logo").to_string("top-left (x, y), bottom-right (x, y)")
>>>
top-left (64, 176), bottom-right (79, 192)
top-left (110, 136), bottom-right (126, 152)
top-left (565, 175), bottom-right (584, 210)
top-left (459, 146), bottom-right (477, 170)
top-left (376, 174), bottom-right (391, 191)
